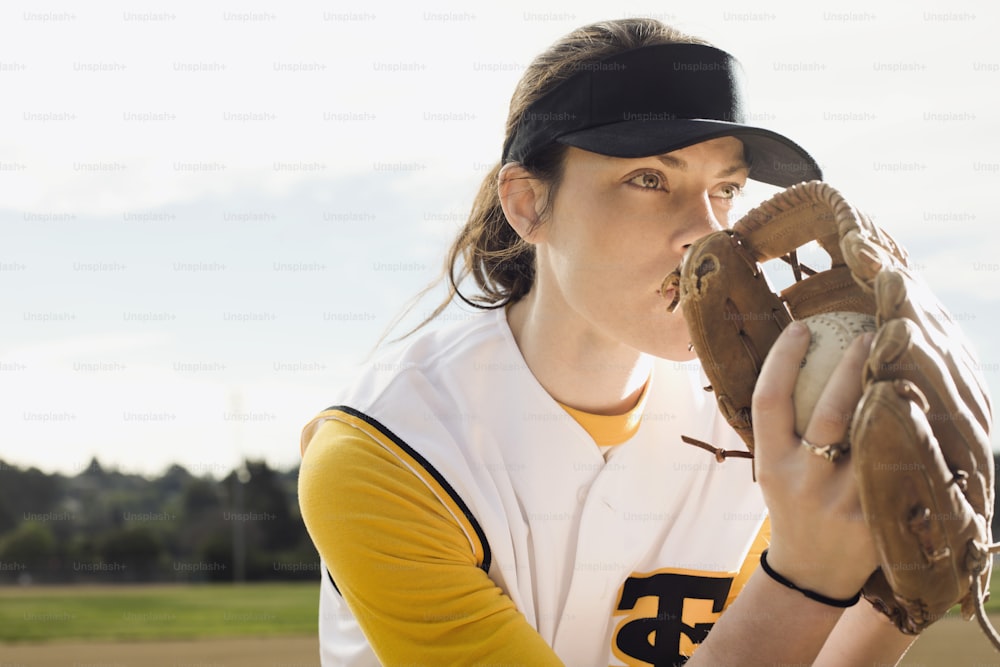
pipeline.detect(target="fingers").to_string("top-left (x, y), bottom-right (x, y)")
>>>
top-left (802, 330), bottom-right (875, 449)
top-left (752, 322), bottom-right (811, 462)
top-left (752, 321), bottom-right (875, 471)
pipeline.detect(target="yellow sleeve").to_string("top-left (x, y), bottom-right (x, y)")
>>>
top-left (298, 417), bottom-right (563, 666)
top-left (724, 515), bottom-right (771, 610)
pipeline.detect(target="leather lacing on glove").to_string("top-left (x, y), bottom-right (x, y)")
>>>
top-left (969, 541), bottom-right (1000, 648)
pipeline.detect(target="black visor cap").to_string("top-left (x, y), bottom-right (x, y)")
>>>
top-left (502, 43), bottom-right (822, 187)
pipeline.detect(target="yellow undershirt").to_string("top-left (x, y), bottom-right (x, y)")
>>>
top-left (558, 381), bottom-right (649, 448)
top-left (299, 396), bottom-right (769, 665)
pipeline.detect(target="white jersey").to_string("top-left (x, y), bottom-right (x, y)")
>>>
top-left (308, 308), bottom-right (768, 666)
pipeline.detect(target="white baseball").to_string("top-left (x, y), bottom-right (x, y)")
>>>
top-left (793, 311), bottom-right (877, 436)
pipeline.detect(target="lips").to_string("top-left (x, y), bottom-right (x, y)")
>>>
top-left (658, 270), bottom-right (682, 312)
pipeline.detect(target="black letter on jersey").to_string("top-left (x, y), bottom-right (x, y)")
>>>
top-left (616, 573), bottom-right (732, 666)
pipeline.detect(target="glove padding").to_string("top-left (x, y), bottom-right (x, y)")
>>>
top-left (663, 180), bottom-right (996, 643)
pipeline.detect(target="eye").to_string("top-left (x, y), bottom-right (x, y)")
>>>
top-left (627, 171), bottom-right (667, 191)
top-left (714, 183), bottom-right (745, 201)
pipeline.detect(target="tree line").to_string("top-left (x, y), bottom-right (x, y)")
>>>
top-left (3, 453), bottom-right (999, 585)
top-left (0, 458), bottom-right (318, 583)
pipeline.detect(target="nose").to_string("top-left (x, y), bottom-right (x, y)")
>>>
top-left (671, 191), bottom-right (726, 255)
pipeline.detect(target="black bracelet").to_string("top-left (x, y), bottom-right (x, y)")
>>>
top-left (759, 549), bottom-right (861, 608)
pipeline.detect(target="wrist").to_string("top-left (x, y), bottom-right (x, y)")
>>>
top-left (763, 546), bottom-right (865, 602)
top-left (759, 549), bottom-right (860, 608)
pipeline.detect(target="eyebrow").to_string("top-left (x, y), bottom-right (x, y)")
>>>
top-left (656, 154), bottom-right (750, 178)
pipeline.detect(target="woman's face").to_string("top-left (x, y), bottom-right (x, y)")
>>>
top-left (533, 136), bottom-right (749, 361)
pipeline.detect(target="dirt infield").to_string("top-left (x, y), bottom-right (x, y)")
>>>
top-left (900, 614), bottom-right (1000, 666)
top-left (4, 618), bottom-right (1000, 666)
top-left (0, 636), bottom-right (319, 667)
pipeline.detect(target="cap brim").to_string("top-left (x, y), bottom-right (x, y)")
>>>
top-left (556, 119), bottom-right (821, 188)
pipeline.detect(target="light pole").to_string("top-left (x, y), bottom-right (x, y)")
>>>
top-left (233, 461), bottom-right (250, 583)
top-left (229, 389), bottom-right (250, 583)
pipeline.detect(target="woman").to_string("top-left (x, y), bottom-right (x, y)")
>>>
top-left (299, 18), bottom-right (917, 666)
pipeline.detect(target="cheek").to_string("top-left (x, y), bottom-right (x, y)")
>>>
top-left (546, 185), bottom-right (669, 297)
top-left (546, 199), bottom-right (625, 272)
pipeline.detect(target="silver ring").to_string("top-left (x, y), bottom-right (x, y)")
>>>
top-left (800, 437), bottom-right (850, 463)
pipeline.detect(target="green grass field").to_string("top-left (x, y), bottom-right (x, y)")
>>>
top-left (2, 577), bottom-right (1000, 648)
top-left (0, 583), bottom-right (318, 643)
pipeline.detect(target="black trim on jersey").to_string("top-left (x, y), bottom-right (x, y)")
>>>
top-left (326, 567), bottom-right (341, 596)
top-left (327, 404), bottom-right (494, 574)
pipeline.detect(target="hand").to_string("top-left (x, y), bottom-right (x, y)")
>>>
top-left (751, 321), bottom-right (878, 599)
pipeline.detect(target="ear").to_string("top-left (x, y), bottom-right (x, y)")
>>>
top-left (498, 163), bottom-right (549, 243)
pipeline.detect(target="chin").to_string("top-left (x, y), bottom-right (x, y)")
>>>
top-left (651, 342), bottom-right (699, 362)
top-left (637, 312), bottom-right (698, 361)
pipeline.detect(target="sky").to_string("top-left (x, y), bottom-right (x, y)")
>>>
top-left (1, 0), bottom-right (998, 477)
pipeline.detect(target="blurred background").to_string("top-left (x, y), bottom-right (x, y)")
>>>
top-left (1, 0), bottom-right (998, 664)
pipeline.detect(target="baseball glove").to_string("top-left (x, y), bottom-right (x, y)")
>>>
top-left (661, 180), bottom-right (999, 646)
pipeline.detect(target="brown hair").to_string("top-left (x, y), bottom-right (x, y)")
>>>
top-left (389, 18), bottom-right (710, 340)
